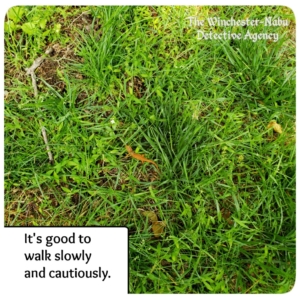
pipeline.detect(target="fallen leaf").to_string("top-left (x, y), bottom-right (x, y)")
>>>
top-left (141, 211), bottom-right (166, 237)
top-left (152, 221), bottom-right (167, 238)
top-left (142, 211), bottom-right (158, 222)
top-left (267, 120), bottom-right (283, 134)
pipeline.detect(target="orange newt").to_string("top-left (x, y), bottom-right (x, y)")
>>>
top-left (125, 145), bottom-right (159, 172)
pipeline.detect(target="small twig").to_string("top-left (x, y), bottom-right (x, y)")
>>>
top-left (70, 10), bottom-right (90, 26)
top-left (41, 127), bottom-right (54, 164)
top-left (25, 47), bottom-right (55, 164)
top-left (25, 47), bottom-right (53, 98)
top-left (25, 56), bottom-right (44, 76)
top-left (30, 72), bottom-right (38, 98)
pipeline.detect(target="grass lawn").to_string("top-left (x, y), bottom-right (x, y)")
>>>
top-left (4, 5), bottom-right (295, 293)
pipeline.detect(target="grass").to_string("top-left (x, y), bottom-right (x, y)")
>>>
top-left (4, 5), bottom-right (295, 293)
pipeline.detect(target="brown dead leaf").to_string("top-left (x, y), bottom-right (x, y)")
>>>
top-left (152, 221), bottom-right (167, 238)
top-left (142, 211), bottom-right (158, 222)
top-left (141, 211), bottom-right (166, 237)
top-left (267, 120), bottom-right (283, 134)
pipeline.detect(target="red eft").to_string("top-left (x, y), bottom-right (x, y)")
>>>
top-left (125, 145), bottom-right (159, 172)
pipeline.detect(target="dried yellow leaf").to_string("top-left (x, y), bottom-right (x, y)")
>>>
top-left (267, 120), bottom-right (283, 134)
top-left (141, 210), bottom-right (166, 237)
top-left (152, 221), bottom-right (167, 238)
top-left (142, 211), bottom-right (158, 222)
